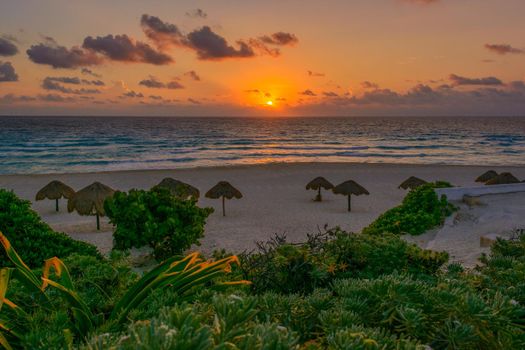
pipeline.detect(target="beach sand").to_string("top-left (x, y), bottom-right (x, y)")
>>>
top-left (1, 162), bottom-right (524, 266)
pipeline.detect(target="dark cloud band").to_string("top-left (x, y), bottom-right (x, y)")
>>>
top-left (0, 37), bottom-right (18, 56)
top-left (0, 61), bottom-right (18, 82)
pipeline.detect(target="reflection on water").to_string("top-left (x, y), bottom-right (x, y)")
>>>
top-left (1, 116), bottom-right (524, 174)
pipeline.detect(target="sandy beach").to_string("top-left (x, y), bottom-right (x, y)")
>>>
top-left (1, 162), bottom-right (524, 266)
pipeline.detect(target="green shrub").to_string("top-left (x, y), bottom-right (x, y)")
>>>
top-left (104, 188), bottom-right (213, 260)
top-left (326, 325), bottom-right (423, 349)
top-left (323, 229), bottom-right (448, 278)
top-left (1, 232), bottom-right (248, 349)
top-left (363, 182), bottom-right (456, 236)
top-left (82, 295), bottom-right (299, 350)
top-left (254, 273), bottom-right (524, 349)
top-left (240, 229), bottom-right (448, 294)
top-left (474, 229), bottom-right (525, 305)
top-left (329, 274), bottom-right (524, 349)
top-left (0, 189), bottom-right (100, 267)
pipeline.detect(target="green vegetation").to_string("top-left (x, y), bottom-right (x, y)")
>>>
top-left (80, 232), bottom-right (525, 349)
top-left (104, 188), bottom-right (213, 260)
top-left (363, 182), bottom-right (456, 236)
top-left (0, 189), bottom-right (100, 267)
top-left (239, 229), bottom-right (448, 294)
top-left (0, 231), bottom-right (248, 349)
top-left (1, 184), bottom-right (524, 349)
top-left (2, 224), bottom-right (525, 349)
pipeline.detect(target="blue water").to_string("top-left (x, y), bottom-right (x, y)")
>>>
top-left (1, 116), bottom-right (524, 174)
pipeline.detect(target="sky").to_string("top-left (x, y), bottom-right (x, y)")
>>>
top-left (0, 0), bottom-right (524, 117)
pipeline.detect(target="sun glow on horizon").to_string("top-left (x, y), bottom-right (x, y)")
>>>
top-left (266, 100), bottom-right (273, 106)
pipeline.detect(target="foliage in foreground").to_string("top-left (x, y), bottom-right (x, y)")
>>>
top-left (104, 188), bottom-right (213, 260)
top-left (0, 231), bottom-right (248, 349)
top-left (474, 229), bottom-right (525, 305)
top-left (83, 231), bottom-right (525, 350)
top-left (363, 182), bottom-right (457, 236)
top-left (238, 228), bottom-right (448, 294)
top-left (83, 295), bottom-right (299, 350)
top-left (0, 189), bottom-right (100, 268)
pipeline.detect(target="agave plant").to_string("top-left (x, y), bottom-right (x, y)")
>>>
top-left (0, 231), bottom-right (250, 349)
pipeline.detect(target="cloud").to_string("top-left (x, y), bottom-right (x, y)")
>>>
top-left (139, 76), bottom-right (164, 88)
top-left (484, 43), bottom-right (524, 55)
top-left (149, 95), bottom-right (163, 100)
top-left (300, 89), bottom-right (317, 96)
top-left (187, 98), bottom-right (201, 104)
top-left (0, 94), bottom-right (36, 104)
top-left (258, 32), bottom-right (298, 46)
top-left (244, 89), bottom-right (260, 93)
top-left (38, 93), bottom-right (75, 102)
top-left (46, 76), bottom-right (81, 84)
top-left (43, 76), bottom-right (104, 87)
top-left (122, 90), bottom-right (144, 98)
top-left (83, 34), bottom-right (173, 65)
top-left (166, 81), bottom-right (184, 89)
top-left (81, 68), bottom-right (101, 78)
top-left (83, 79), bottom-right (105, 86)
top-left (449, 74), bottom-right (503, 86)
top-left (308, 70), bottom-right (325, 77)
top-left (361, 81), bottom-right (379, 89)
top-left (0, 37), bottom-right (18, 56)
top-left (323, 91), bottom-right (339, 97)
top-left (291, 79), bottom-right (525, 116)
top-left (187, 26), bottom-right (255, 59)
top-left (139, 76), bottom-right (184, 89)
top-left (42, 77), bottom-right (100, 94)
top-left (141, 15), bottom-right (297, 60)
top-left (0, 61), bottom-right (18, 82)
top-left (27, 42), bottom-right (101, 68)
top-left (141, 14), bottom-right (186, 49)
top-left (186, 9), bottom-right (207, 19)
top-left (184, 70), bottom-right (201, 81)
top-left (509, 81), bottom-right (525, 91)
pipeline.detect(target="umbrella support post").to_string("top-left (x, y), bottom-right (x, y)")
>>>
top-left (347, 195), bottom-right (351, 212)
top-left (222, 196), bottom-right (225, 216)
top-left (315, 188), bottom-right (322, 202)
top-left (55, 199), bottom-right (59, 212)
top-left (96, 214), bottom-right (100, 230)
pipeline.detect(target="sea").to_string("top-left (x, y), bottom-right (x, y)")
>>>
top-left (1, 116), bottom-right (524, 175)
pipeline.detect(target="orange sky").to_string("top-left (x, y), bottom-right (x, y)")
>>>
top-left (1, 0), bottom-right (525, 116)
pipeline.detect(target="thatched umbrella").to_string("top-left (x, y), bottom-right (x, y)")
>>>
top-left (306, 177), bottom-right (334, 202)
top-left (475, 170), bottom-right (498, 183)
top-left (67, 182), bottom-right (115, 230)
top-left (398, 176), bottom-right (427, 190)
top-left (205, 181), bottom-right (242, 216)
top-left (485, 172), bottom-right (520, 185)
top-left (332, 180), bottom-right (370, 212)
top-left (153, 178), bottom-right (200, 199)
top-left (35, 180), bottom-right (75, 212)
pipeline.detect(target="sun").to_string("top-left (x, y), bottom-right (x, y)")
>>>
top-left (266, 100), bottom-right (273, 106)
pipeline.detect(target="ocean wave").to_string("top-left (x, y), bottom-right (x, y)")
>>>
top-left (1, 116), bottom-right (524, 174)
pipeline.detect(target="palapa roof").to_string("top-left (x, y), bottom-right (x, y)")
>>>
top-left (35, 180), bottom-right (75, 201)
top-left (398, 176), bottom-right (427, 190)
top-left (154, 177), bottom-right (200, 199)
top-left (485, 172), bottom-right (520, 185)
top-left (332, 180), bottom-right (370, 196)
top-left (205, 181), bottom-right (243, 199)
top-left (67, 182), bottom-right (115, 216)
top-left (475, 170), bottom-right (498, 183)
top-left (306, 176), bottom-right (334, 190)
